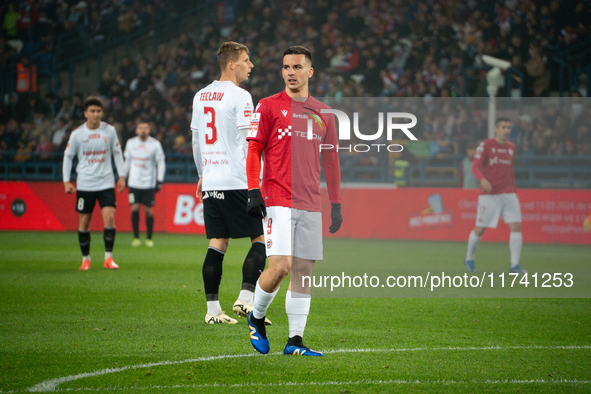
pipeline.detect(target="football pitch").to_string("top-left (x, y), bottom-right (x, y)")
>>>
top-left (0, 231), bottom-right (590, 393)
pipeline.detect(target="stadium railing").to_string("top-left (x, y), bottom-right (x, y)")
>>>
top-left (2, 152), bottom-right (590, 189)
top-left (550, 38), bottom-right (591, 97)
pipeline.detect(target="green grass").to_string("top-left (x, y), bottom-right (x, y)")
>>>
top-left (0, 231), bottom-right (590, 393)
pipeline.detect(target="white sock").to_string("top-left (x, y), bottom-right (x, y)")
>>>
top-left (285, 290), bottom-right (311, 338)
top-left (466, 230), bottom-right (481, 260)
top-left (105, 252), bottom-right (112, 259)
top-left (238, 289), bottom-right (253, 305)
top-left (82, 256), bottom-right (90, 262)
top-left (206, 300), bottom-right (222, 315)
top-left (509, 232), bottom-right (522, 268)
top-left (252, 280), bottom-right (279, 319)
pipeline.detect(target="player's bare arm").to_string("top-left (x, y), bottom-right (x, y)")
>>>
top-left (196, 178), bottom-right (202, 201)
top-left (64, 182), bottom-right (75, 194)
top-left (117, 176), bottom-right (125, 193)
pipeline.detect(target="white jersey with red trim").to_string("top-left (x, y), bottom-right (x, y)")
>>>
top-left (63, 122), bottom-right (124, 191)
top-left (191, 80), bottom-right (253, 191)
top-left (123, 136), bottom-right (165, 189)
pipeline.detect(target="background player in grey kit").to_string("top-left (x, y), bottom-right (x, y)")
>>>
top-left (123, 122), bottom-right (165, 247)
top-left (191, 42), bottom-right (269, 325)
top-left (63, 96), bottom-right (125, 270)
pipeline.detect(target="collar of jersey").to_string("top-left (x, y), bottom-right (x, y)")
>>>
top-left (280, 90), bottom-right (311, 104)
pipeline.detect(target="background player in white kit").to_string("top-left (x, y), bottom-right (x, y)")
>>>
top-left (123, 122), bottom-right (165, 247)
top-left (191, 42), bottom-right (268, 325)
top-left (63, 96), bottom-right (125, 270)
top-left (464, 117), bottom-right (526, 274)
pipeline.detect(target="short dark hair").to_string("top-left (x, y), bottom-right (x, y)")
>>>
top-left (465, 141), bottom-right (478, 150)
top-left (283, 45), bottom-right (312, 64)
top-left (495, 117), bottom-right (511, 126)
top-left (83, 96), bottom-right (103, 111)
top-left (217, 41), bottom-right (249, 70)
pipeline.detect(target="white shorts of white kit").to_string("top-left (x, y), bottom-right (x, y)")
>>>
top-left (263, 206), bottom-right (323, 260)
top-left (476, 193), bottom-right (521, 228)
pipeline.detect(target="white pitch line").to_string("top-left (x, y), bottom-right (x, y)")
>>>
top-left (23, 378), bottom-right (591, 393)
top-left (25, 345), bottom-right (591, 392)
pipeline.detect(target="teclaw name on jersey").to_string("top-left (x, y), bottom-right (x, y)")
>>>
top-left (199, 91), bottom-right (225, 101)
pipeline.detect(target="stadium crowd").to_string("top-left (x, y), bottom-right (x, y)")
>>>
top-left (0, 0), bottom-right (590, 163)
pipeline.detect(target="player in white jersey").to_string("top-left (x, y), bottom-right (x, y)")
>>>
top-left (191, 42), bottom-right (268, 325)
top-left (63, 96), bottom-right (126, 270)
top-left (123, 122), bottom-right (165, 247)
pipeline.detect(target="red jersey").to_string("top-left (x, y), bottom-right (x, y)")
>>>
top-left (246, 91), bottom-right (339, 211)
top-left (472, 138), bottom-right (517, 195)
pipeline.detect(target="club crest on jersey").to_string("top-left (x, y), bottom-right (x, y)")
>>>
top-left (267, 239), bottom-right (272, 249)
top-left (281, 110), bottom-right (288, 117)
top-left (278, 126), bottom-right (292, 139)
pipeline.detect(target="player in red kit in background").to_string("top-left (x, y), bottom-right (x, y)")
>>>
top-left (464, 117), bottom-right (526, 274)
top-left (245, 46), bottom-right (343, 356)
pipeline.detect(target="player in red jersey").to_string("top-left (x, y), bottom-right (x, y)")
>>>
top-left (245, 46), bottom-right (342, 356)
top-left (464, 117), bottom-right (526, 274)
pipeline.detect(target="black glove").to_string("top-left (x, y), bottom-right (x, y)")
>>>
top-left (329, 203), bottom-right (343, 234)
top-left (155, 181), bottom-right (162, 193)
top-left (247, 189), bottom-right (266, 219)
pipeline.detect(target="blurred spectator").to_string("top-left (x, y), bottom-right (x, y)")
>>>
top-left (34, 133), bottom-right (52, 159)
top-left (525, 45), bottom-right (548, 97)
top-left (51, 117), bottom-right (69, 149)
top-left (119, 56), bottom-right (138, 85)
top-left (98, 70), bottom-right (113, 97)
top-left (171, 135), bottom-right (189, 154)
top-left (14, 140), bottom-right (31, 161)
top-left (3, 2), bottom-right (19, 39)
top-left (16, 57), bottom-right (38, 94)
top-left (45, 92), bottom-right (61, 118)
top-left (17, 0), bottom-right (39, 41)
top-left (461, 141), bottom-right (480, 189)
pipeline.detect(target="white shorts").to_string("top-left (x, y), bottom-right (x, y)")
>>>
top-left (476, 193), bottom-right (521, 228)
top-left (263, 206), bottom-right (323, 260)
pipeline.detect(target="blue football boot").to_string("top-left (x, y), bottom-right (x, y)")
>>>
top-left (283, 336), bottom-right (324, 357)
top-left (248, 312), bottom-right (270, 354)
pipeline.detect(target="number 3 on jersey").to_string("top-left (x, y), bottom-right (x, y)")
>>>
top-left (204, 107), bottom-right (217, 145)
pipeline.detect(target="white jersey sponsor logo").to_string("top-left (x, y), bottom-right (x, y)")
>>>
top-left (203, 191), bottom-right (225, 199)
